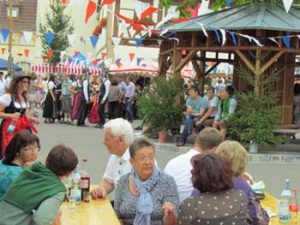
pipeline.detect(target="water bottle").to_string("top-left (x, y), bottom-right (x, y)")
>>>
top-left (279, 179), bottom-right (292, 223)
top-left (7, 119), bottom-right (17, 134)
top-left (80, 159), bottom-right (90, 203)
top-left (69, 168), bottom-right (81, 208)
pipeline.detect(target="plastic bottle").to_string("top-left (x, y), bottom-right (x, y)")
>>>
top-left (80, 159), bottom-right (90, 203)
top-left (289, 188), bottom-right (298, 223)
top-left (7, 119), bottom-right (17, 134)
top-left (69, 167), bottom-right (81, 208)
top-left (279, 179), bottom-right (292, 224)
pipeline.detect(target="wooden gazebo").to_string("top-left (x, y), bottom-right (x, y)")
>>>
top-left (158, 2), bottom-right (300, 125)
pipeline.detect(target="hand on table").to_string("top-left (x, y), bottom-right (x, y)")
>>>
top-left (91, 186), bottom-right (107, 199)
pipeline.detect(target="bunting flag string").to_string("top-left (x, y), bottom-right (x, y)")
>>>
top-left (1, 29), bottom-right (10, 42)
top-left (45, 32), bottom-right (55, 46)
top-left (89, 35), bottom-right (99, 49)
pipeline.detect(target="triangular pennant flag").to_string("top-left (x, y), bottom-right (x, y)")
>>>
top-left (87, 51), bottom-right (93, 59)
top-left (282, 0), bottom-right (293, 13)
top-left (90, 35), bottom-right (99, 49)
top-left (1, 48), bottom-right (6, 54)
top-left (134, 37), bottom-right (143, 47)
top-left (250, 36), bottom-right (263, 47)
top-left (141, 6), bottom-right (158, 20)
top-left (157, 40), bottom-right (163, 47)
top-left (48, 49), bottom-right (54, 59)
top-left (1, 29), bottom-right (10, 42)
top-left (119, 20), bottom-right (128, 35)
top-left (60, 51), bottom-right (66, 61)
top-left (129, 53), bottom-right (135, 62)
top-left (220, 29), bottom-right (226, 46)
top-left (197, 22), bottom-right (208, 37)
top-left (268, 37), bottom-right (280, 47)
top-left (283, 36), bottom-right (291, 48)
top-left (213, 29), bottom-right (221, 44)
top-left (103, 0), bottom-right (116, 4)
top-left (137, 57), bottom-right (142, 66)
top-left (134, 1), bottom-right (143, 19)
top-left (85, 0), bottom-right (97, 23)
top-left (101, 52), bottom-right (107, 59)
top-left (68, 34), bottom-right (77, 46)
top-left (229, 32), bottom-right (237, 46)
top-left (23, 31), bottom-right (33, 44)
top-left (112, 37), bottom-right (121, 46)
top-left (45, 32), bottom-right (55, 46)
top-left (24, 49), bottom-right (30, 57)
top-left (61, 0), bottom-right (68, 5)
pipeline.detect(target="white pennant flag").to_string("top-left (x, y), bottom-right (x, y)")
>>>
top-left (220, 29), bottom-right (226, 46)
top-left (157, 40), bottom-right (163, 47)
top-left (134, 1), bottom-right (144, 19)
top-left (60, 51), bottom-right (66, 61)
top-left (23, 31), bottom-right (33, 44)
top-left (119, 20), bottom-right (128, 35)
top-left (268, 37), bottom-right (280, 46)
top-left (68, 34), bottom-right (77, 46)
top-left (156, 13), bottom-right (177, 29)
top-left (197, 22), bottom-right (208, 37)
top-left (198, 0), bottom-right (212, 16)
top-left (112, 37), bottom-right (121, 46)
top-left (250, 37), bottom-right (263, 47)
top-left (99, 28), bottom-right (107, 43)
top-left (87, 51), bottom-right (93, 60)
top-left (282, 0), bottom-right (293, 13)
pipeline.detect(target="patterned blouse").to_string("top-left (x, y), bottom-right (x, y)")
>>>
top-left (178, 189), bottom-right (251, 225)
top-left (114, 173), bottom-right (179, 225)
top-left (0, 160), bottom-right (23, 201)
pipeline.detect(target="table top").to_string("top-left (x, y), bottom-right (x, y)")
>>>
top-left (261, 193), bottom-right (300, 225)
top-left (59, 198), bottom-right (121, 225)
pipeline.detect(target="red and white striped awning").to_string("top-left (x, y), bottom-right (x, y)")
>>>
top-left (31, 63), bottom-right (102, 76)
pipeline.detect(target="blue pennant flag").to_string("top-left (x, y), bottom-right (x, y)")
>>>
top-left (137, 57), bottom-right (142, 66)
top-left (226, 0), bottom-right (232, 7)
top-left (213, 29), bottom-right (221, 44)
top-left (45, 32), bottom-right (55, 46)
top-left (283, 36), bottom-right (291, 48)
top-left (90, 36), bottom-right (99, 49)
top-left (229, 32), bottom-right (237, 46)
top-left (134, 38), bottom-right (143, 47)
top-left (1, 29), bottom-right (10, 42)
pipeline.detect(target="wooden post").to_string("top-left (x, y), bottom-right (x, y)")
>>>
top-left (255, 48), bottom-right (261, 97)
top-left (172, 41), bottom-right (181, 76)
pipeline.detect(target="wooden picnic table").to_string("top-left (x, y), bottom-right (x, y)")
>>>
top-left (59, 198), bottom-right (121, 225)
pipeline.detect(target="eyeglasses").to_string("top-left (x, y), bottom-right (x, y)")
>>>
top-left (22, 145), bottom-right (40, 152)
top-left (135, 154), bottom-right (155, 163)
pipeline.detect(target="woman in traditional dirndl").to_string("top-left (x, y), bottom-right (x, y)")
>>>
top-left (71, 75), bottom-right (84, 121)
top-left (43, 74), bottom-right (57, 123)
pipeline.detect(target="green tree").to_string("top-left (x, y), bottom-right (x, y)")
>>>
top-left (39, 0), bottom-right (74, 64)
top-left (160, 0), bottom-right (300, 17)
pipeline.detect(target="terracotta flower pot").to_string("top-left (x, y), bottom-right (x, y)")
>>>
top-left (158, 131), bottom-right (168, 143)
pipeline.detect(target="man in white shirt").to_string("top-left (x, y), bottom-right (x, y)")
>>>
top-left (164, 127), bottom-right (223, 202)
top-left (124, 77), bottom-right (135, 122)
top-left (0, 72), bottom-right (6, 96)
top-left (91, 118), bottom-right (135, 199)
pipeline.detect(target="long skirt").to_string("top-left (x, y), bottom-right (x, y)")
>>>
top-left (71, 92), bottom-right (83, 120)
top-left (43, 93), bottom-right (56, 119)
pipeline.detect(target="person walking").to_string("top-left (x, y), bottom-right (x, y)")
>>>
top-left (124, 77), bottom-right (135, 123)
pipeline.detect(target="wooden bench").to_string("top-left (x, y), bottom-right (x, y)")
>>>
top-left (272, 127), bottom-right (300, 143)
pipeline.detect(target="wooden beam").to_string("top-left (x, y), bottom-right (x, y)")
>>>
top-left (191, 58), bottom-right (203, 77)
top-left (259, 51), bottom-right (284, 75)
top-left (160, 48), bottom-right (174, 56)
top-left (235, 50), bottom-right (256, 74)
top-left (174, 49), bottom-right (197, 73)
top-left (254, 48), bottom-right (261, 96)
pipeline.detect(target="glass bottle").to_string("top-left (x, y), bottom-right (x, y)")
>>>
top-left (80, 159), bottom-right (90, 203)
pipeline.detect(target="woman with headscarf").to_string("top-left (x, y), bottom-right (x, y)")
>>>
top-left (114, 138), bottom-right (179, 225)
top-left (0, 72), bottom-right (39, 159)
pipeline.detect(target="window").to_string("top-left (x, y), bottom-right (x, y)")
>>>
top-left (6, 6), bottom-right (20, 18)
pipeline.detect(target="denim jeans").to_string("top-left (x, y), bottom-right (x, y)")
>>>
top-left (182, 115), bottom-right (199, 141)
top-left (126, 98), bottom-right (134, 122)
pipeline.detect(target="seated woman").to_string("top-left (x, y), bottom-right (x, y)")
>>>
top-left (179, 153), bottom-right (250, 225)
top-left (0, 130), bottom-right (40, 201)
top-left (215, 141), bottom-right (269, 225)
top-left (114, 138), bottom-right (179, 225)
top-left (0, 144), bottom-right (78, 225)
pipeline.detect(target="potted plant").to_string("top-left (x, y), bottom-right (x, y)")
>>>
top-left (137, 76), bottom-right (185, 143)
top-left (229, 69), bottom-right (284, 153)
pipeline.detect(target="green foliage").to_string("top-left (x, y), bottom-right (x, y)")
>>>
top-left (229, 69), bottom-right (284, 146)
top-left (137, 77), bottom-right (185, 133)
top-left (39, 0), bottom-right (74, 64)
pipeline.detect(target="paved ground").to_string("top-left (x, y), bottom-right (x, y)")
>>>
top-left (36, 120), bottom-right (300, 198)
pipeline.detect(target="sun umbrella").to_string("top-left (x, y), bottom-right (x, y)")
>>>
top-left (0, 58), bottom-right (22, 71)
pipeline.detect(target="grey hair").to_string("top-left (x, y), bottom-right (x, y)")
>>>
top-left (104, 118), bottom-right (134, 145)
top-left (129, 138), bottom-right (155, 158)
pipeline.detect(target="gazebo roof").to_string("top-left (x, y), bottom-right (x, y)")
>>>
top-left (164, 2), bottom-right (300, 32)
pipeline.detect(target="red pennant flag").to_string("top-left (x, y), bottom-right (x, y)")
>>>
top-left (129, 53), bottom-right (135, 62)
top-left (140, 6), bottom-right (158, 20)
top-left (1, 48), bottom-right (6, 54)
top-left (85, 0), bottom-right (97, 23)
top-left (103, 0), bottom-right (115, 5)
top-left (61, 0), bottom-right (68, 5)
top-left (101, 52), bottom-right (107, 60)
top-left (24, 49), bottom-right (30, 57)
top-left (92, 59), bottom-right (98, 65)
top-left (132, 23), bottom-right (144, 31)
top-left (115, 13), bottom-right (134, 24)
top-left (48, 49), bottom-right (54, 59)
